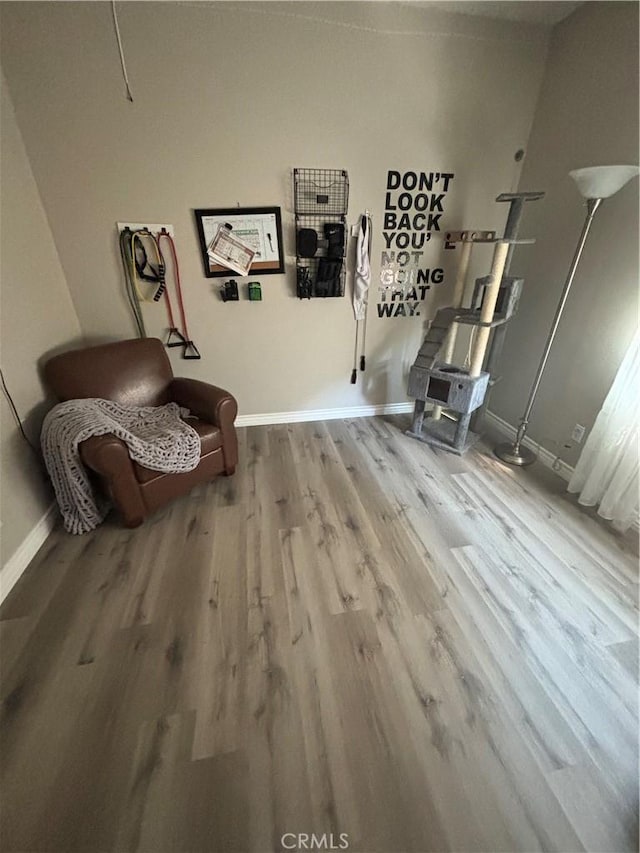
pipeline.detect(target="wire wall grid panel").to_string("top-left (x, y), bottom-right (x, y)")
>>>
top-left (294, 168), bottom-right (349, 298)
top-left (294, 169), bottom-right (349, 216)
top-left (295, 212), bottom-right (347, 298)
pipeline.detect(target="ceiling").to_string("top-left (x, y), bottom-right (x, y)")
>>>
top-left (408, 1), bottom-right (584, 26)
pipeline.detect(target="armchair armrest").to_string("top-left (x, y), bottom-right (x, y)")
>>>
top-left (80, 434), bottom-right (133, 475)
top-left (79, 434), bottom-right (145, 528)
top-left (169, 378), bottom-right (238, 474)
top-left (169, 378), bottom-right (237, 428)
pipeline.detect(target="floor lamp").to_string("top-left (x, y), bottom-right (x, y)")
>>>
top-left (495, 164), bottom-right (640, 467)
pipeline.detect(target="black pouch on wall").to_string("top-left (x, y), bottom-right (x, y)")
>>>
top-left (324, 223), bottom-right (345, 259)
top-left (315, 258), bottom-right (342, 297)
top-left (297, 228), bottom-right (318, 258)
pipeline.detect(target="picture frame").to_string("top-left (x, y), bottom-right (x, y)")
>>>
top-left (194, 206), bottom-right (285, 277)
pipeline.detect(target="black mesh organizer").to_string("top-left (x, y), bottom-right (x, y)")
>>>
top-left (294, 169), bottom-right (349, 298)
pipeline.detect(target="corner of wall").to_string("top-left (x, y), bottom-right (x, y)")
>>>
top-left (0, 69), bottom-right (81, 595)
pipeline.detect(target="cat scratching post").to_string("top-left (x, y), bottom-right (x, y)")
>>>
top-left (432, 239), bottom-right (473, 421)
top-left (469, 241), bottom-right (510, 376)
top-left (407, 228), bottom-right (532, 455)
top-left (445, 239), bottom-right (509, 450)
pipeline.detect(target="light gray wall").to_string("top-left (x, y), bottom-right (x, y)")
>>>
top-left (489, 1), bottom-right (639, 466)
top-left (0, 73), bottom-right (83, 570)
top-left (0, 1), bottom-right (549, 418)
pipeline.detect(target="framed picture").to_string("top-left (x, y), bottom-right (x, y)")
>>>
top-left (194, 206), bottom-right (285, 277)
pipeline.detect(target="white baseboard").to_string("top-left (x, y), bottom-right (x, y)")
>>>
top-left (0, 503), bottom-right (56, 606)
top-left (484, 411), bottom-right (574, 482)
top-left (235, 401), bottom-right (414, 427)
top-left (235, 405), bottom-right (572, 482)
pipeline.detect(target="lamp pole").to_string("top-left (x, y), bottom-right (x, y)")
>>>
top-left (494, 197), bottom-right (602, 466)
top-left (494, 164), bottom-right (637, 467)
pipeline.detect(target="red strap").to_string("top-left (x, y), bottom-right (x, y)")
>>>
top-left (157, 231), bottom-right (189, 339)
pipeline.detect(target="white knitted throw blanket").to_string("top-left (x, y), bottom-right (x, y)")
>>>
top-left (41, 398), bottom-right (201, 534)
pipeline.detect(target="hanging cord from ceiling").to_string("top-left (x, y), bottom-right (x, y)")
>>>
top-left (111, 1), bottom-right (134, 103)
top-left (0, 367), bottom-right (39, 456)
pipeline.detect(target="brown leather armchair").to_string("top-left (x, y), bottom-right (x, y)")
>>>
top-left (44, 338), bottom-right (238, 528)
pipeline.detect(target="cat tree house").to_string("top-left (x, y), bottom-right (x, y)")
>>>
top-left (406, 192), bottom-right (544, 454)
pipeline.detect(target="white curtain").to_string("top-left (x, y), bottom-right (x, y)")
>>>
top-left (568, 329), bottom-right (640, 532)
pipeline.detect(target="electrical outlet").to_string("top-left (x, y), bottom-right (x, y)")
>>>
top-left (571, 423), bottom-right (586, 443)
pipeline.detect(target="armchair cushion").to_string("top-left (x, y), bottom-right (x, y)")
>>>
top-left (132, 420), bottom-right (222, 484)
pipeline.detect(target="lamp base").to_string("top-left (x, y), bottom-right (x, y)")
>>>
top-left (494, 441), bottom-right (537, 467)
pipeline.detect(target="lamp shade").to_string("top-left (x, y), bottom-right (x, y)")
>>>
top-left (570, 165), bottom-right (640, 199)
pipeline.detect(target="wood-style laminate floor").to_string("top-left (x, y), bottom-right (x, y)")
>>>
top-left (1, 417), bottom-right (638, 853)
